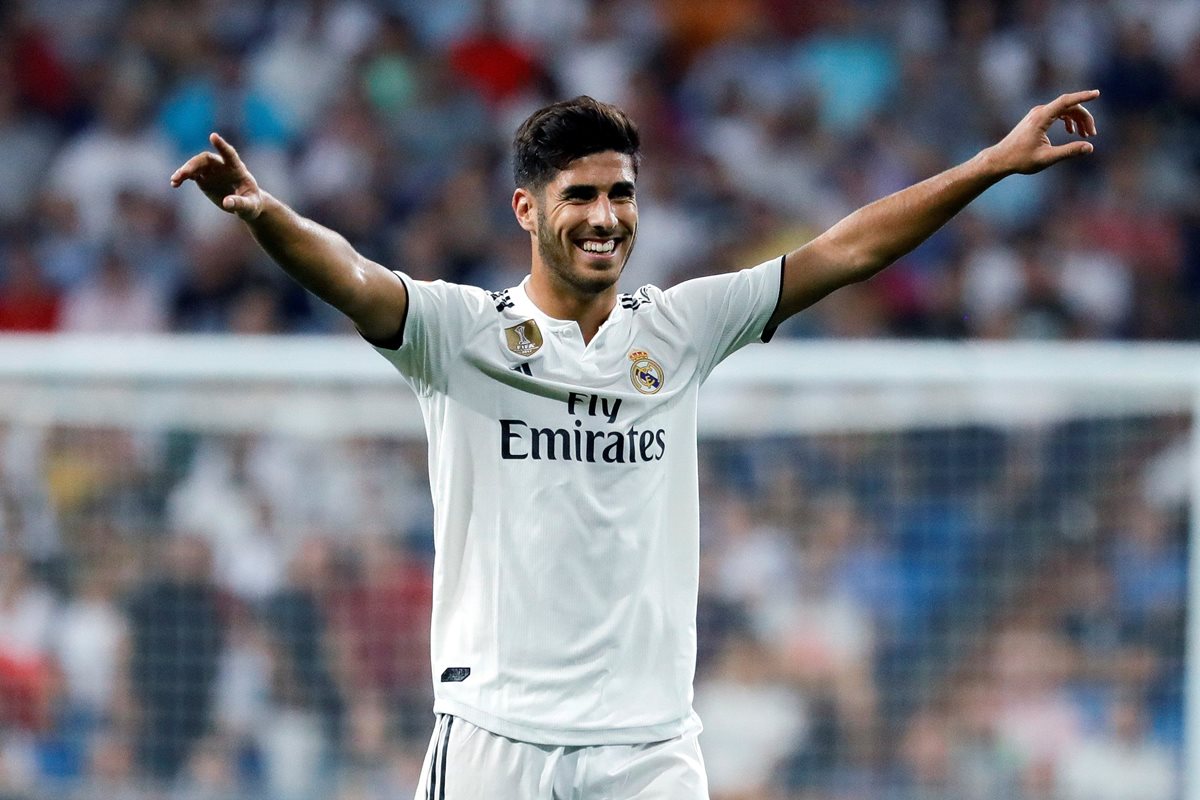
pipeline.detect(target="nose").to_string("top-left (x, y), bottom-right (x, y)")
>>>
top-left (587, 196), bottom-right (617, 230)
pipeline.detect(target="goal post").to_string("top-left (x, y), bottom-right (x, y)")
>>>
top-left (0, 334), bottom-right (1192, 799)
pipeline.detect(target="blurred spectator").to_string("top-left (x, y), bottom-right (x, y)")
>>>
top-left (170, 735), bottom-right (240, 800)
top-left (52, 563), bottom-right (128, 725)
top-left (886, 709), bottom-right (955, 800)
top-left (357, 13), bottom-right (423, 126)
top-left (548, 0), bottom-right (658, 109)
top-left (257, 703), bottom-right (327, 800)
top-left (789, 2), bottom-right (898, 135)
top-left (693, 631), bottom-right (807, 800)
top-left (0, 63), bottom-right (58, 228)
top-left (167, 434), bottom-right (286, 601)
top-left (989, 624), bottom-right (1085, 774)
top-left (0, 240), bottom-right (60, 331)
top-left (1056, 693), bottom-right (1176, 800)
top-left (249, 2), bottom-right (377, 136)
top-left (328, 536), bottom-right (431, 740)
top-left (59, 246), bottom-right (167, 334)
top-left (0, 423), bottom-right (59, 561)
top-left (71, 730), bottom-right (147, 800)
top-left (1094, 19), bottom-right (1172, 117)
top-left (169, 226), bottom-right (264, 333)
top-left (109, 187), bottom-right (187, 292)
top-left (946, 680), bottom-right (1022, 800)
top-left (33, 193), bottom-right (98, 290)
top-left (46, 75), bottom-right (174, 241)
top-left (1111, 499), bottom-right (1185, 639)
top-left (329, 694), bottom-right (403, 799)
top-left (708, 494), bottom-right (797, 617)
top-left (211, 609), bottom-right (272, 757)
top-left (446, 0), bottom-right (545, 110)
top-left (772, 494), bottom-right (878, 768)
top-left (259, 540), bottom-right (345, 798)
top-left (127, 536), bottom-right (225, 781)
top-left (0, 553), bottom-right (57, 732)
top-left (158, 37), bottom-right (291, 159)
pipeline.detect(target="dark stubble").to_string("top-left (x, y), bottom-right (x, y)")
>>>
top-left (536, 207), bottom-right (633, 296)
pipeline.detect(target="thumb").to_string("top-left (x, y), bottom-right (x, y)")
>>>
top-left (1054, 140), bottom-right (1094, 161)
top-left (222, 194), bottom-right (260, 219)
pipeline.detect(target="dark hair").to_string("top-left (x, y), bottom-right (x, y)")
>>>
top-left (512, 96), bottom-right (641, 189)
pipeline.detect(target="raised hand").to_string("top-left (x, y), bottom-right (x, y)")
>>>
top-left (987, 89), bottom-right (1099, 176)
top-left (169, 132), bottom-right (264, 220)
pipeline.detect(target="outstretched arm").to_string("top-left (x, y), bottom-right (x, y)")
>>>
top-left (768, 89), bottom-right (1100, 328)
top-left (170, 133), bottom-right (407, 341)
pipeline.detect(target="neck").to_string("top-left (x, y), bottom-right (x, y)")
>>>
top-left (526, 268), bottom-right (617, 345)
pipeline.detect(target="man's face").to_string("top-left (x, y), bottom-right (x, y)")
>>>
top-left (520, 151), bottom-right (638, 295)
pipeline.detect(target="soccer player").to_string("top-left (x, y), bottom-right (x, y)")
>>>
top-left (171, 90), bottom-right (1098, 799)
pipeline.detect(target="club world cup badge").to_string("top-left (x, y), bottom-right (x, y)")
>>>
top-left (505, 320), bottom-right (543, 356)
top-left (629, 350), bottom-right (665, 395)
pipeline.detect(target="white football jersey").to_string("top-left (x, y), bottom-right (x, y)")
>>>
top-left (371, 256), bottom-right (783, 745)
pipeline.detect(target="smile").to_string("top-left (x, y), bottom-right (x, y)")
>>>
top-left (576, 239), bottom-right (619, 256)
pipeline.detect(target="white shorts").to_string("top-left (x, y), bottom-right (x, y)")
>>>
top-left (414, 714), bottom-right (709, 800)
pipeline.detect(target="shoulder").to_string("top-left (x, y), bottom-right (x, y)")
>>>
top-left (661, 259), bottom-right (784, 305)
top-left (407, 277), bottom-right (497, 316)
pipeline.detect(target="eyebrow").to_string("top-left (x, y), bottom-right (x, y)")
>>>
top-left (559, 181), bottom-right (636, 200)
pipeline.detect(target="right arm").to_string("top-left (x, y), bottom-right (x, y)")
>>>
top-left (170, 132), bottom-right (407, 341)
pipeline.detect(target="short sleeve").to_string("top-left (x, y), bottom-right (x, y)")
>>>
top-left (660, 256), bottom-right (784, 382)
top-left (365, 271), bottom-right (487, 395)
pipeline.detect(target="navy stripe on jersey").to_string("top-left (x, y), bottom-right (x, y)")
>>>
top-left (762, 254), bottom-right (786, 343)
top-left (618, 286), bottom-right (654, 311)
top-left (489, 289), bottom-right (515, 312)
top-left (359, 270), bottom-right (410, 351)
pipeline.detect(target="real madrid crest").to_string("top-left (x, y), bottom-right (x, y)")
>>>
top-left (505, 320), bottom-right (543, 356)
top-left (629, 350), bottom-right (665, 395)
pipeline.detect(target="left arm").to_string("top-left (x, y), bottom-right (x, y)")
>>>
top-left (768, 89), bottom-right (1100, 328)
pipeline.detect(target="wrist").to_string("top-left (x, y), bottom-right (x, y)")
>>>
top-left (242, 190), bottom-right (279, 225)
top-left (973, 146), bottom-right (1016, 181)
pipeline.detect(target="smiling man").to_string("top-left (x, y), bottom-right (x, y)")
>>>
top-left (171, 91), bottom-right (1098, 799)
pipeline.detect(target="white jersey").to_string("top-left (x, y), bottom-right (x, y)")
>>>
top-left (371, 256), bottom-right (783, 746)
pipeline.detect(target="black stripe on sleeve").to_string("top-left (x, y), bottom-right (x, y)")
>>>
top-left (438, 716), bottom-right (454, 800)
top-left (761, 253), bottom-right (786, 344)
top-left (359, 270), bottom-right (410, 350)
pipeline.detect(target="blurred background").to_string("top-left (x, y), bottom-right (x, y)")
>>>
top-left (0, 0), bottom-right (1194, 798)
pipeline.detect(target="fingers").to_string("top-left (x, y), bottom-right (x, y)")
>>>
top-left (1063, 104), bottom-right (1097, 137)
top-left (1042, 89), bottom-right (1100, 131)
top-left (209, 132), bottom-right (245, 170)
top-left (169, 151), bottom-right (224, 187)
top-left (1045, 89), bottom-right (1100, 116)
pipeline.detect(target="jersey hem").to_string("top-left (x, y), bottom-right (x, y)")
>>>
top-left (432, 698), bottom-right (703, 746)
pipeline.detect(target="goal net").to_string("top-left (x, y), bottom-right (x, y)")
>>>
top-left (0, 335), bottom-right (1191, 800)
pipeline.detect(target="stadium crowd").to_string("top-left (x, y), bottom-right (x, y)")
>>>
top-left (0, 0), bottom-right (1193, 798)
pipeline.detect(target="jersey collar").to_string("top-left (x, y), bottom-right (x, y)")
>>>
top-left (511, 275), bottom-right (627, 334)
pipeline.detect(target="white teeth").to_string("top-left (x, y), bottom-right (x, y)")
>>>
top-left (581, 240), bottom-right (616, 253)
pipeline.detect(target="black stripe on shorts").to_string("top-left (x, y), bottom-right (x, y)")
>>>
top-left (438, 716), bottom-right (454, 799)
top-left (426, 715), bottom-right (444, 800)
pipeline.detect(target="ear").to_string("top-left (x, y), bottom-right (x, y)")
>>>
top-left (512, 187), bottom-right (537, 233)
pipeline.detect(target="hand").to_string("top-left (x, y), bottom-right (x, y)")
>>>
top-left (986, 89), bottom-right (1099, 176)
top-left (169, 132), bottom-right (264, 220)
